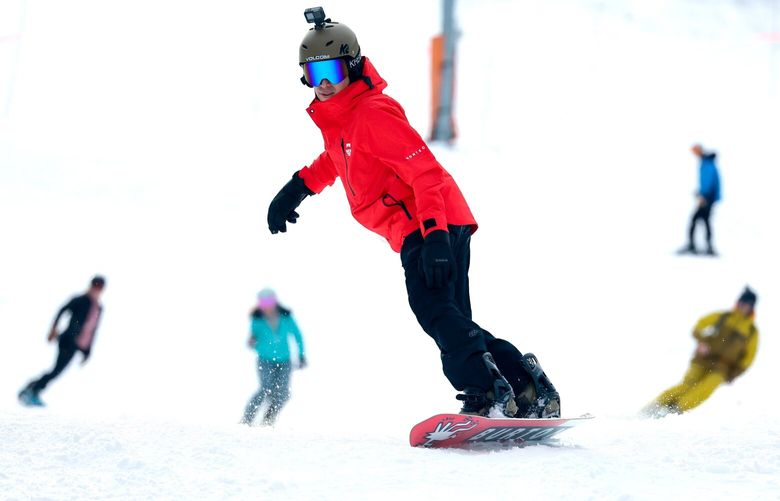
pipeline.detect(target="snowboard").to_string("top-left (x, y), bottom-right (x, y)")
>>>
top-left (675, 247), bottom-right (718, 258)
top-left (410, 413), bottom-right (593, 448)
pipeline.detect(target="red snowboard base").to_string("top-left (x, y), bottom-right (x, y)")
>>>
top-left (410, 413), bottom-right (593, 448)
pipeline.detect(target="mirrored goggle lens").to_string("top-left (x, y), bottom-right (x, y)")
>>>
top-left (303, 59), bottom-right (348, 86)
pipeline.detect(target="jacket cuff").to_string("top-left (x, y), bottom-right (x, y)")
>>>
top-left (421, 218), bottom-right (448, 238)
top-left (294, 170), bottom-right (316, 196)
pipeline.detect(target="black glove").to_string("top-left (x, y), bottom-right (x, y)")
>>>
top-left (267, 172), bottom-right (314, 234)
top-left (298, 355), bottom-right (307, 369)
top-left (419, 230), bottom-right (456, 288)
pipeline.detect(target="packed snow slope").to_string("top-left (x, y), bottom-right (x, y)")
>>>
top-left (1, 1), bottom-right (779, 500)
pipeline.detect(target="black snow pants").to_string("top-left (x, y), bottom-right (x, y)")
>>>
top-left (400, 225), bottom-right (531, 395)
top-left (29, 335), bottom-right (82, 393)
top-left (688, 200), bottom-right (714, 249)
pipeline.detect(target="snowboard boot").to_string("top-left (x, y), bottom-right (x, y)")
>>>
top-left (261, 407), bottom-right (280, 427)
top-left (456, 353), bottom-right (518, 418)
top-left (639, 402), bottom-right (680, 419)
top-left (18, 387), bottom-right (44, 407)
top-left (514, 353), bottom-right (560, 418)
top-left (676, 243), bottom-right (697, 255)
top-left (457, 387), bottom-right (489, 415)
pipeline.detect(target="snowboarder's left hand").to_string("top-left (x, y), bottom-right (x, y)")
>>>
top-left (420, 230), bottom-right (456, 288)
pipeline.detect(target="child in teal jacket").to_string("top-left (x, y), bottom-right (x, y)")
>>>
top-left (242, 289), bottom-right (306, 425)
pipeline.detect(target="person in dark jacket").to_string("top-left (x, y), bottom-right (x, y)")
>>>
top-left (679, 144), bottom-right (721, 256)
top-left (18, 275), bottom-right (106, 406)
top-left (265, 9), bottom-right (559, 419)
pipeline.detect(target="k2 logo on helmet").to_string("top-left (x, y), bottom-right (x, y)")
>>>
top-left (340, 44), bottom-right (349, 55)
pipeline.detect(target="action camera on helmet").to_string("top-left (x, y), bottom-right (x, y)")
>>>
top-left (304, 7), bottom-right (327, 28)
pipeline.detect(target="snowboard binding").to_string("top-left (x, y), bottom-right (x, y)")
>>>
top-left (457, 353), bottom-right (518, 418)
top-left (482, 352), bottom-right (518, 418)
top-left (515, 353), bottom-right (561, 418)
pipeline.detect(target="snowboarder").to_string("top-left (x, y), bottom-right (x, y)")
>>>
top-left (642, 286), bottom-right (759, 417)
top-left (678, 144), bottom-right (721, 256)
top-left (18, 275), bottom-right (106, 407)
top-left (241, 288), bottom-right (306, 426)
top-left (266, 7), bottom-right (559, 418)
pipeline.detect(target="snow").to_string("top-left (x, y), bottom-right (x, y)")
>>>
top-left (1, 0), bottom-right (779, 500)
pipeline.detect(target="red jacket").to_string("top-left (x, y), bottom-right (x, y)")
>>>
top-left (297, 58), bottom-right (477, 252)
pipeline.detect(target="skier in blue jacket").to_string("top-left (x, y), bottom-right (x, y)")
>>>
top-left (241, 288), bottom-right (306, 426)
top-left (679, 144), bottom-right (721, 255)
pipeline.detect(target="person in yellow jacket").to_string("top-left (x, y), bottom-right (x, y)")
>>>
top-left (642, 287), bottom-right (759, 417)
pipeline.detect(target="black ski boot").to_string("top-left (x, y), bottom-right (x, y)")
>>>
top-left (456, 353), bottom-right (518, 418)
top-left (514, 353), bottom-right (561, 418)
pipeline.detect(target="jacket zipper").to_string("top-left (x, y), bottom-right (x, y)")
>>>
top-left (341, 138), bottom-right (356, 196)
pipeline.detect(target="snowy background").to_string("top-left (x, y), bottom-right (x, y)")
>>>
top-left (1, 0), bottom-right (779, 499)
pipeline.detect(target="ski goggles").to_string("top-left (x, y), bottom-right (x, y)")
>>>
top-left (302, 58), bottom-right (348, 87)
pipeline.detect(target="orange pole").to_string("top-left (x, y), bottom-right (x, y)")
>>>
top-left (430, 35), bottom-right (444, 137)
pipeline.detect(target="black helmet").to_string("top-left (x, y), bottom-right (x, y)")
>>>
top-left (737, 286), bottom-right (757, 307)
